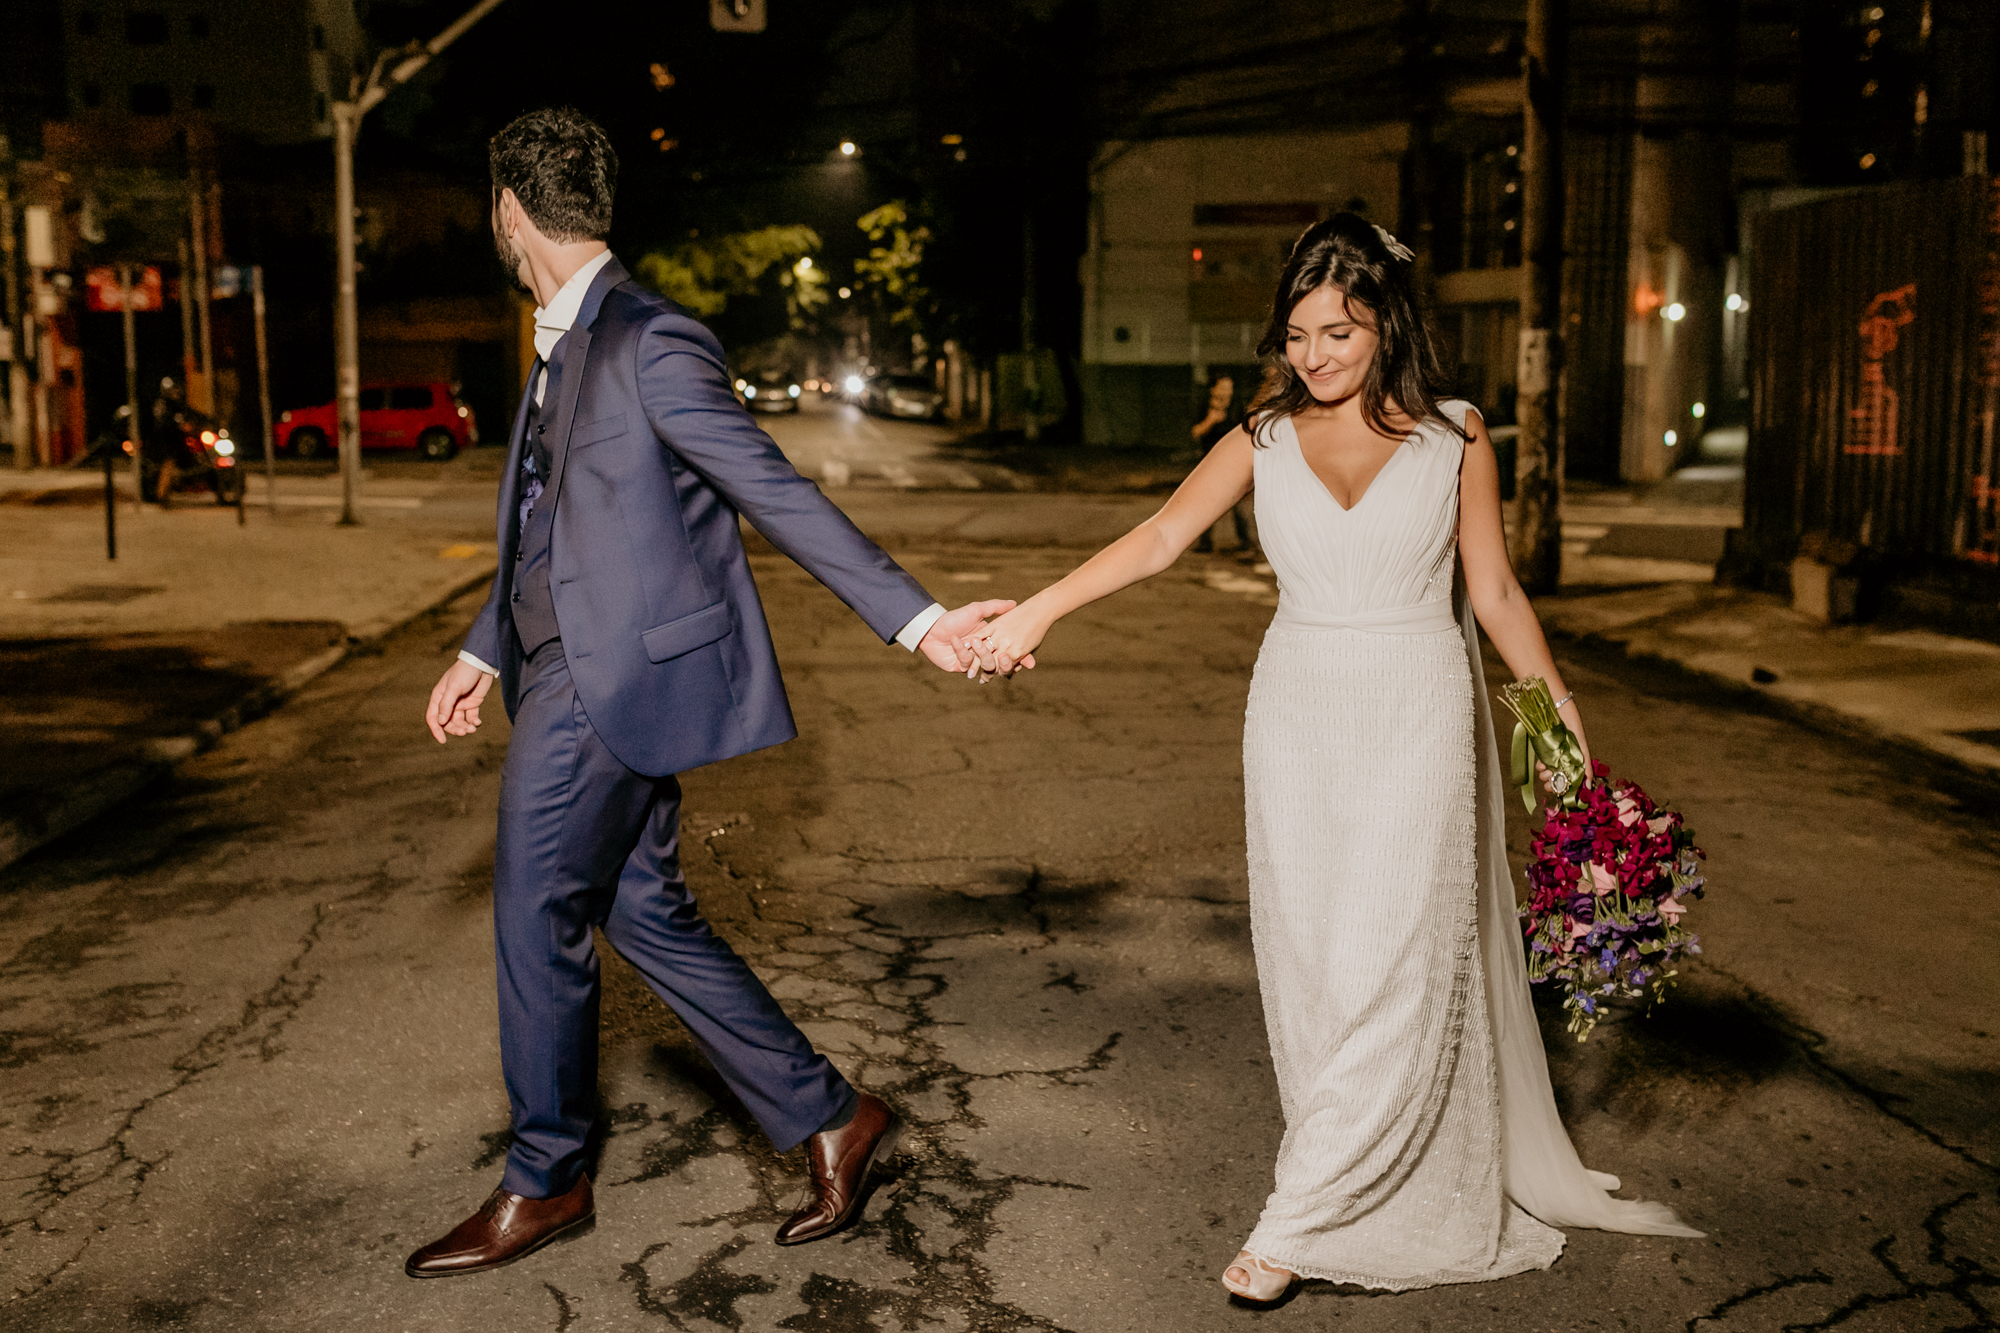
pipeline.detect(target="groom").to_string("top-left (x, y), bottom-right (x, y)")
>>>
top-left (413, 107), bottom-right (1002, 1278)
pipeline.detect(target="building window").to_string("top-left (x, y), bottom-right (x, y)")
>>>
top-left (126, 12), bottom-right (169, 45)
top-left (311, 23), bottom-right (326, 51)
top-left (193, 83), bottom-right (216, 110)
top-left (76, 9), bottom-right (98, 36)
top-left (129, 83), bottom-right (172, 115)
top-left (81, 83), bottom-right (104, 109)
top-left (189, 13), bottom-right (210, 38)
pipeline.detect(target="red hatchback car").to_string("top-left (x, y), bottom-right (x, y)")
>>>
top-left (279, 382), bottom-right (478, 461)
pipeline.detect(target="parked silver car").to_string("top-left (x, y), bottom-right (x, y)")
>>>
top-left (863, 372), bottom-right (944, 421)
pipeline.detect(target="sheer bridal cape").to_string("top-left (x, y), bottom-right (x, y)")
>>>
top-left (1459, 585), bottom-right (1703, 1238)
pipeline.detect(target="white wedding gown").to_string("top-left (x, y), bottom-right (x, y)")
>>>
top-left (1240, 401), bottom-right (1700, 1290)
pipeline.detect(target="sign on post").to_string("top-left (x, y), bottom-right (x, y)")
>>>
top-left (711, 0), bottom-right (766, 32)
top-left (85, 267), bottom-right (165, 312)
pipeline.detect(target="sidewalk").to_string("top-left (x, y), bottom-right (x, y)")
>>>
top-left (1537, 582), bottom-right (2000, 782)
top-left (0, 461), bottom-right (500, 872)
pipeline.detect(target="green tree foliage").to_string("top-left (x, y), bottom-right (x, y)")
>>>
top-left (634, 225), bottom-right (826, 329)
top-left (853, 201), bottom-right (937, 347)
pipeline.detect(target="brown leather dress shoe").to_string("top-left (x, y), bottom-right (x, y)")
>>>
top-left (774, 1093), bottom-right (902, 1246)
top-left (405, 1174), bottom-right (594, 1278)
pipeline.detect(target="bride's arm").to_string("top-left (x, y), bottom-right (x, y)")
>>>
top-left (973, 425), bottom-right (1258, 672)
top-left (1457, 411), bottom-right (1592, 769)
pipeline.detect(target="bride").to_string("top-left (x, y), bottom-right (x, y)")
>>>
top-left (967, 215), bottom-right (1701, 1301)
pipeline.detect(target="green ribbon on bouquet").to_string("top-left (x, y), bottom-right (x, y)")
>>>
top-left (1498, 676), bottom-right (1589, 812)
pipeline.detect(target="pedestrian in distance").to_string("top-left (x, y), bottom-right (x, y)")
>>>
top-left (966, 214), bottom-right (1701, 1303)
top-left (417, 107), bottom-right (1012, 1279)
top-left (1190, 373), bottom-right (1255, 557)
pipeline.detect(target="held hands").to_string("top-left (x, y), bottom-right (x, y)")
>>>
top-left (917, 600), bottom-right (1037, 679)
top-left (964, 601), bottom-right (1047, 679)
top-left (427, 659), bottom-right (496, 743)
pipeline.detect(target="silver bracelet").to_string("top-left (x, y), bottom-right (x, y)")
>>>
top-left (1552, 691), bottom-right (1575, 710)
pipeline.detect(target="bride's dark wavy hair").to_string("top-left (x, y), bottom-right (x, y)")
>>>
top-left (1246, 213), bottom-right (1464, 443)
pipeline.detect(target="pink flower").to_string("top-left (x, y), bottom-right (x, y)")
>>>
top-left (1588, 862), bottom-right (1617, 895)
top-left (1657, 896), bottom-right (1687, 925)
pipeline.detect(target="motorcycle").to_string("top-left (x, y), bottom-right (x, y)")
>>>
top-left (136, 397), bottom-right (245, 507)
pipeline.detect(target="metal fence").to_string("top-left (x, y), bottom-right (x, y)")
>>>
top-left (1735, 176), bottom-right (2000, 618)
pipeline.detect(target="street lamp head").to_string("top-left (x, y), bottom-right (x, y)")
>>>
top-left (1663, 302), bottom-right (1686, 322)
top-left (839, 140), bottom-right (856, 156)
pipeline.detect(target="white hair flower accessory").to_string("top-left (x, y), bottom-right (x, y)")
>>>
top-left (1372, 224), bottom-right (1415, 263)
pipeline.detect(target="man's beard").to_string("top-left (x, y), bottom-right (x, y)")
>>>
top-left (493, 225), bottom-right (529, 295)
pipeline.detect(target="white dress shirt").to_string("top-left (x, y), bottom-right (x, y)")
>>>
top-left (459, 250), bottom-right (942, 678)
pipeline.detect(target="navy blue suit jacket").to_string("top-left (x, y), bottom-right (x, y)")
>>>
top-left (462, 256), bottom-right (934, 778)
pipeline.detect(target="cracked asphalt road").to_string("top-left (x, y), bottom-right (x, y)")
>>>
top-left (3, 493), bottom-right (1997, 1331)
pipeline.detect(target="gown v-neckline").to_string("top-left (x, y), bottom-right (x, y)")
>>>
top-left (1292, 416), bottom-right (1419, 515)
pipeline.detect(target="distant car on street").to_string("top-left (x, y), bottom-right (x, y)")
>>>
top-left (278, 382), bottom-right (477, 461)
top-left (863, 372), bottom-right (944, 421)
top-left (735, 368), bottom-right (803, 415)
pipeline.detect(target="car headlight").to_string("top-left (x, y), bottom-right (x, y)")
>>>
top-left (744, 385), bottom-right (757, 398)
top-left (788, 384), bottom-right (800, 398)
top-left (845, 375), bottom-right (864, 394)
top-left (215, 438), bottom-right (235, 456)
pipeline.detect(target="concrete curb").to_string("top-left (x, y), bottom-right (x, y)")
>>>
top-left (1546, 618), bottom-right (2000, 801)
top-left (0, 564), bottom-right (498, 876)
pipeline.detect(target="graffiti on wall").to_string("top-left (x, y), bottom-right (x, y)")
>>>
top-left (1848, 283), bottom-right (1916, 456)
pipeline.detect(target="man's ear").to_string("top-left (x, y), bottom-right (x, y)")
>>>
top-left (496, 188), bottom-right (522, 236)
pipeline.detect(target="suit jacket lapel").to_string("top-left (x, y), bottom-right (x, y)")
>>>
top-left (541, 328), bottom-right (591, 511)
top-left (495, 366), bottom-right (537, 562)
top-left (531, 256), bottom-right (626, 520)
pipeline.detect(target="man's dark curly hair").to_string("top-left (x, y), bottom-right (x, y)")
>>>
top-left (489, 107), bottom-right (618, 242)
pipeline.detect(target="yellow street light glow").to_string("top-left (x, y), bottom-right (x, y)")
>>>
top-left (839, 140), bottom-right (856, 156)
top-left (1663, 302), bottom-right (1686, 322)
top-left (796, 256), bottom-right (813, 271)
top-left (1691, 402), bottom-right (1706, 419)
top-left (838, 286), bottom-right (852, 298)
top-left (941, 134), bottom-right (963, 145)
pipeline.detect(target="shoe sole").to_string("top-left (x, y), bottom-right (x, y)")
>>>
top-left (774, 1117), bottom-right (903, 1247)
top-left (403, 1212), bottom-right (595, 1279)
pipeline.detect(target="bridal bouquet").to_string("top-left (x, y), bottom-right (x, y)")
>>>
top-left (1499, 678), bottom-right (1708, 1041)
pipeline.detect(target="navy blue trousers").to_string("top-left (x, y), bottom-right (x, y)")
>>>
top-left (493, 640), bottom-right (853, 1198)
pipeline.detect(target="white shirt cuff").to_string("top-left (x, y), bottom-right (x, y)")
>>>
top-left (893, 602), bottom-right (947, 652)
top-left (458, 649), bottom-right (500, 676)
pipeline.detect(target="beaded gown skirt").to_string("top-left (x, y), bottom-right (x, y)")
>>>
top-left (1241, 625), bottom-right (1562, 1288)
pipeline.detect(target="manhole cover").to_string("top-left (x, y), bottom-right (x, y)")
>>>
top-left (41, 585), bottom-right (165, 605)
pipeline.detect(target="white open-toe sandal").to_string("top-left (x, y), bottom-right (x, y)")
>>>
top-left (1221, 1250), bottom-right (1296, 1302)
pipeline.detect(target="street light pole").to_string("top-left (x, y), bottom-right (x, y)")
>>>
top-left (333, 98), bottom-right (361, 524)
top-left (329, 0), bottom-right (509, 526)
top-left (1512, 0), bottom-right (1568, 594)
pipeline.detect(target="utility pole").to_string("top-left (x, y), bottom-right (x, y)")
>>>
top-left (0, 160), bottom-right (28, 472)
top-left (190, 183), bottom-right (214, 412)
top-left (330, 0), bottom-right (508, 525)
top-left (252, 265), bottom-right (276, 514)
top-left (1020, 207), bottom-right (1038, 443)
top-left (177, 236), bottom-right (197, 396)
top-left (115, 263), bottom-right (140, 559)
top-left (1512, 0), bottom-right (1568, 594)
